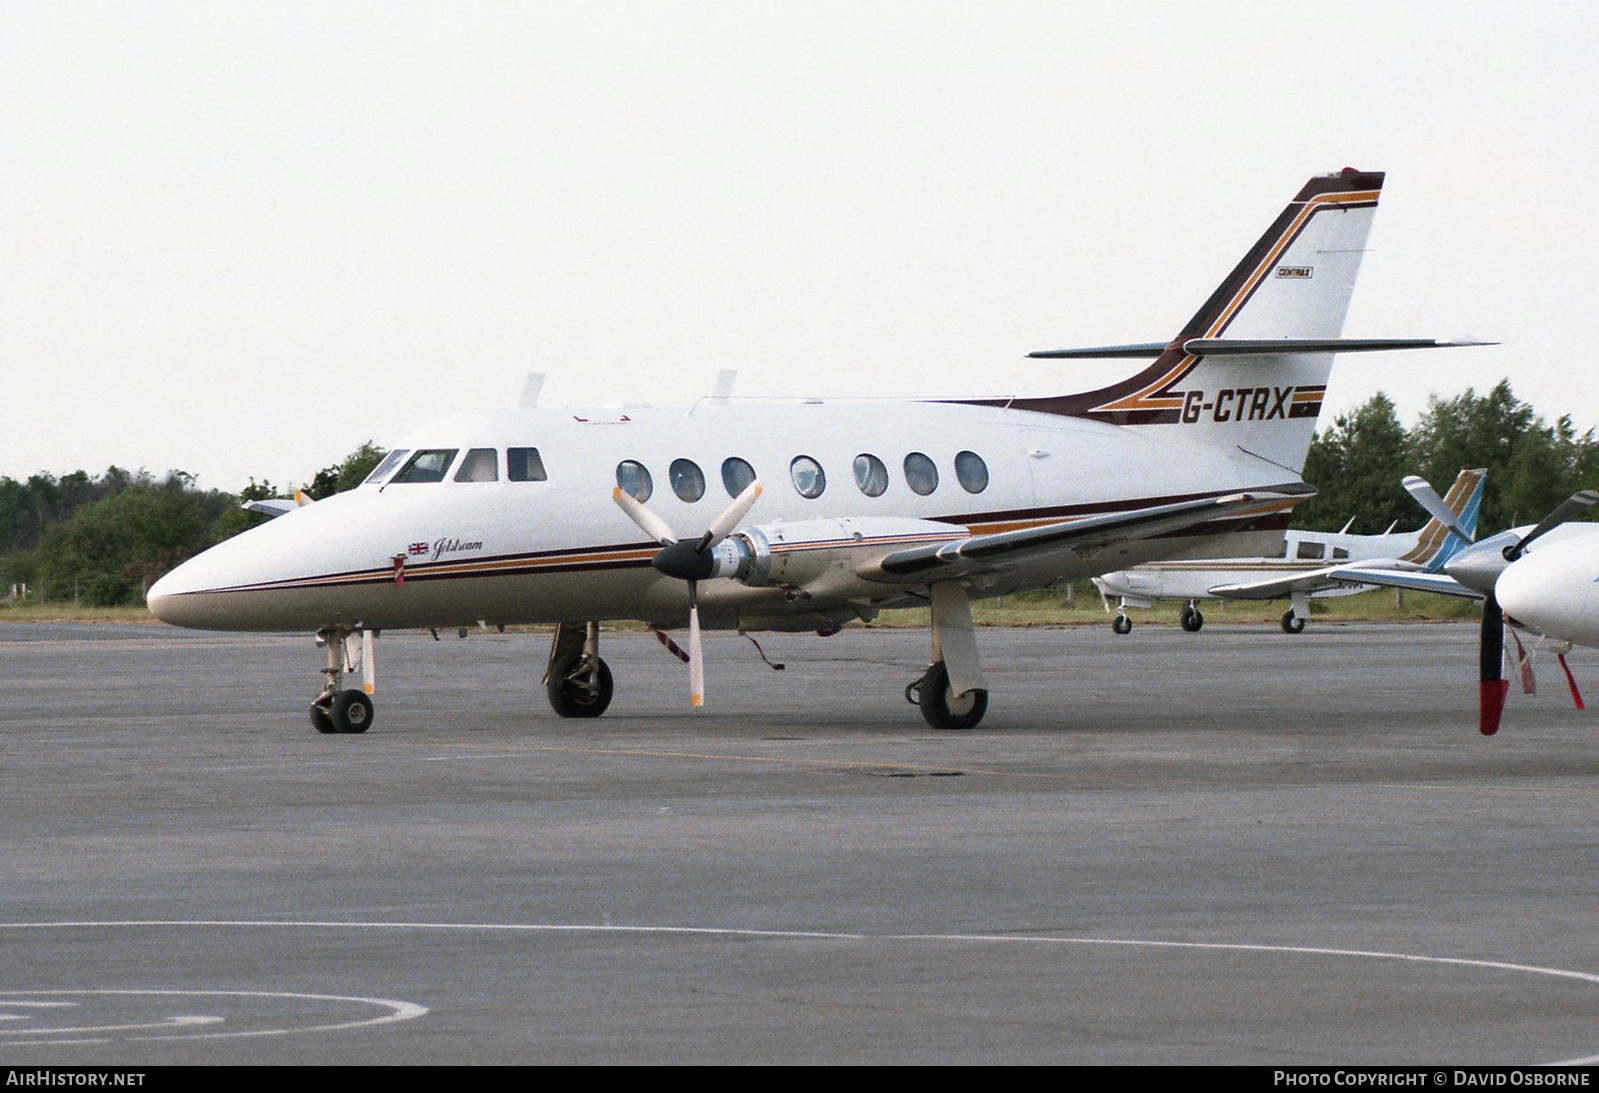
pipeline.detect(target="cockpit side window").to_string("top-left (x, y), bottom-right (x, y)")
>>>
top-left (390, 449), bottom-right (459, 484)
top-left (508, 448), bottom-right (548, 482)
top-left (1296, 541), bottom-right (1325, 560)
top-left (453, 448), bottom-right (499, 482)
top-left (361, 449), bottom-right (410, 487)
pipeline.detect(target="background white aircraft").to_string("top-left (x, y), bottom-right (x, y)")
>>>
top-left (147, 169), bottom-right (1489, 734)
top-left (1093, 467), bottom-right (1486, 634)
top-left (1329, 481), bottom-right (1599, 735)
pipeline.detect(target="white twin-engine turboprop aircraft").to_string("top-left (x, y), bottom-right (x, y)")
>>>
top-left (147, 169), bottom-right (1489, 733)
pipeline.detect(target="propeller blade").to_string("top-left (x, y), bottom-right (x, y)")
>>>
top-left (706, 480), bottom-right (762, 548)
top-left (687, 581), bottom-right (705, 707)
top-left (1479, 591), bottom-right (1508, 736)
top-left (1504, 489), bottom-right (1599, 561)
top-left (1402, 475), bottom-right (1471, 544)
top-left (613, 486), bottom-right (678, 545)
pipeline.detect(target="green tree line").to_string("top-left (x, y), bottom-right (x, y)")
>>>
top-left (1295, 380), bottom-right (1599, 535)
top-left (0, 443), bottom-right (384, 607)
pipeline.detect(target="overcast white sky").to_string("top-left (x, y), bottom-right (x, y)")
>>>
top-left (3, 1), bottom-right (1594, 492)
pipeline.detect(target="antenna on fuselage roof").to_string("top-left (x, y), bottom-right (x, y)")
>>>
top-left (519, 372), bottom-right (545, 409)
top-left (712, 369), bottom-right (737, 402)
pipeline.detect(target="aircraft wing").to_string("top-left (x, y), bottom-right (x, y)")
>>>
top-left (869, 488), bottom-right (1312, 581)
top-left (1317, 565), bottom-right (1484, 600)
top-left (1208, 559), bottom-right (1406, 600)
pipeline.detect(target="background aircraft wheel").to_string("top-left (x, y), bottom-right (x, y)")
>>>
top-left (1281, 610), bottom-right (1306, 634)
top-left (1112, 615), bottom-right (1132, 635)
top-left (1180, 608), bottom-right (1204, 632)
top-left (917, 661), bottom-right (987, 731)
top-left (547, 652), bottom-right (614, 718)
top-left (309, 701), bottom-right (337, 734)
top-left (330, 688), bottom-right (374, 734)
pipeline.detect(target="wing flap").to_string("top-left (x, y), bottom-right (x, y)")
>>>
top-left (869, 486), bottom-right (1313, 581)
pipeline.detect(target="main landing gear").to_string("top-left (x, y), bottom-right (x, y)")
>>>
top-left (544, 620), bottom-right (614, 718)
top-left (1281, 591), bottom-right (1309, 634)
top-left (1180, 602), bottom-right (1205, 632)
top-left (310, 627), bottom-right (375, 734)
top-left (902, 582), bottom-right (989, 730)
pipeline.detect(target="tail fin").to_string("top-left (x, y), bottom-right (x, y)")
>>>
top-left (1398, 467), bottom-right (1486, 570)
top-left (994, 169), bottom-right (1386, 471)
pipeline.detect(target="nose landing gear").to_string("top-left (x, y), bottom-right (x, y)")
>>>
top-left (311, 627), bottom-right (375, 734)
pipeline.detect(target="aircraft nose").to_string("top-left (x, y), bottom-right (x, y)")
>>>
top-left (146, 557), bottom-right (213, 628)
top-left (1494, 541), bottom-right (1599, 643)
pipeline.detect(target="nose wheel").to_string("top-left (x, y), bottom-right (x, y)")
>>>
top-left (311, 628), bottom-right (376, 734)
top-left (311, 688), bottom-right (374, 734)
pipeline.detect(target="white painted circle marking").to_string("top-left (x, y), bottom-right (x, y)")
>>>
top-left (2, 920), bottom-right (1592, 1060)
top-left (0, 988), bottom-right (427, 1045)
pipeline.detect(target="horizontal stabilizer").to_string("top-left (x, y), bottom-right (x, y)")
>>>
top-left (1028, 338), bottom-right (1495, 360)
top-left (243, 499), bottom-right (298, 518)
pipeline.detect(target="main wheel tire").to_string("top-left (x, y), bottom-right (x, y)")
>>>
top-left (917, 661), bottom-right (988, 731)
top-left (329, 688), bottom-right (374, 734)
top-left (1112, 615), bottom-right (1132, 635)
top-left (309, 701), bottom-right (337, 734)
top-left (1181, 608), bottom-right (1204, 633)
top-left (1281, 610), bottom-right (1306, 634)
top-left (547, 652), bottom-right (614, 718)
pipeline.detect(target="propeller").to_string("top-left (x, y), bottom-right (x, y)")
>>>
top-left (1502, 489), bottom-right (1598, 562)
top-left (1402, 475), bottom-right (1473, 545)
top-left (1449, 488), bottom-right (1599, 736)
top-left (613, 480), bottom-right (762, 706)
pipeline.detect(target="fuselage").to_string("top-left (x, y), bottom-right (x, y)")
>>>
top-left (147, 396), bottom-right (1305, 633)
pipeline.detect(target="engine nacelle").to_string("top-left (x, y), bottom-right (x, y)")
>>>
top-left (711, 517), bottom-right (963, 590)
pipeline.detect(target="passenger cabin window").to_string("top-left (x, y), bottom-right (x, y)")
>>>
top-left (790, 455), bottom-right (826, 499)
top-left (853, 454), bottom-right (888, 497)
top-left (670, 459), bottom-right (705, 502)
top-left (954, 450), bottom-right (989, 493)
top-left (616, 460), bottom-right (653, 502)
top-left (453, 448), bottom-right (499, 482)
top-left (1333, 546), bottom-right (1350, 560)
top-left (361, 449), bottom-right (410, 487)
top-left (390, 449), bottom-right (458, 484)
top-left (904, 452), bottom-right (938, 496)
top-left (1296, 541), bottom-right (1325, 560)
top-left (508, 447), bottom-right (548, 482)
top-left (721, 457), bottom-right (756, 497)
